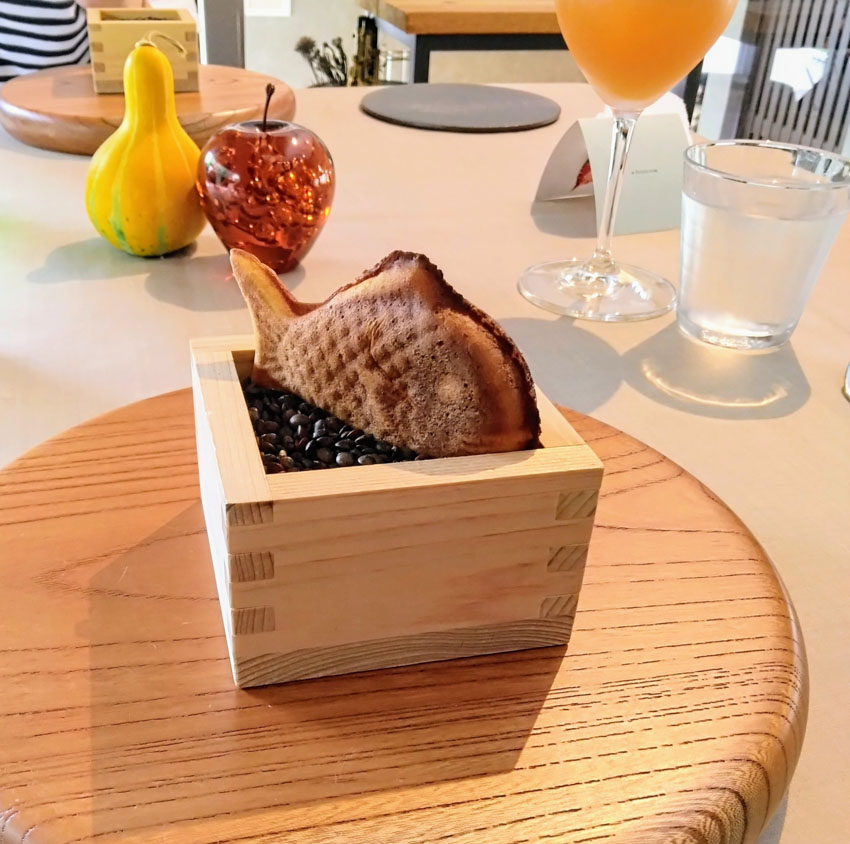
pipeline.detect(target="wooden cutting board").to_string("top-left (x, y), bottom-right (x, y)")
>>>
top-left (0, 64), bottom-right (296, 155)
top-left (0, 389), bottom-right (807, 843)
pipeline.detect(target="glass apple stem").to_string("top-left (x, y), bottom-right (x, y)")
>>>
top-left (262, 83), bottom-right (275, 132)
top-left (587, 112), bottom-right (639, 275)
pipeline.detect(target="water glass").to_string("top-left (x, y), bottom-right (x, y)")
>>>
top-left (678, 140), bottom-right (850, 350)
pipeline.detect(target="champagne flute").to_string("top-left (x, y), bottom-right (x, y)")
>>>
top-left (519, 0), bottom-right (738, 321)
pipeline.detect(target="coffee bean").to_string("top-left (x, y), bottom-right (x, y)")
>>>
top-left (244, 381), bottom-right (422, 474)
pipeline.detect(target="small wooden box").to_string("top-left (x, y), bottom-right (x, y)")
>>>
top-left (87, 8), bottom-right (198, 94)
top-left (191, 336), bottom-right (604, 687)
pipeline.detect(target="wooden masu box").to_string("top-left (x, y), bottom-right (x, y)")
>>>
top-left (87, 8), bottom-right (199, 94)
top-left (191, 336), bottom-right (604, 687)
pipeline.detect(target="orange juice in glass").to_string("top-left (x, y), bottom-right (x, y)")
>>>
top-left (519, 0), bottom-right (737, 321)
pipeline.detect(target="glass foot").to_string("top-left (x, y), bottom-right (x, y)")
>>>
top-left (518, 258), bottom-right (676, 322)
top-left (677, 310), bottom-right (793, 351)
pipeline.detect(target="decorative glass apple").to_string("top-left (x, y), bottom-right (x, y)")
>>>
top-left (197, 85), bottom-right (334, 272)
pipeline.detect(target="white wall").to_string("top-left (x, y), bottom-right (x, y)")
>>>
top-left (244, 0), bottom-right (363, 89)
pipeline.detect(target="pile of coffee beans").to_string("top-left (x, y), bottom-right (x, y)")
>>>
top-left (243, 381), bottom-right (420, 473)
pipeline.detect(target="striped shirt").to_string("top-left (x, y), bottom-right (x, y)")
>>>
top-left (0, 0), bottom-right (89, 83)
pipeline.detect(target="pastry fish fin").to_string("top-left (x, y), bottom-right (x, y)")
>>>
top-left (229, 249), bottom-right (314, 322)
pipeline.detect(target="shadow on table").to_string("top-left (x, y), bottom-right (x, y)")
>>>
top-left (145, 254), bottom-right (306, 312)
top-left (530, 197), bottom-right (598, 240)
top-left (27, 238), bottom-right (305, 312)
top-left (758, 795), bottom-right (788, 844)
top-left (622, 324), bottom-right (810, 419)
top-left (28, 237), bottom-right (143, 283)
top-left (87, 504), bottom-right (565, 836)
top-left (144, 253), bottom-right (245, 311)
top-left (502, 316), bottom-right (623, 413)
top-left (244, 644), bottom-right (567, 793)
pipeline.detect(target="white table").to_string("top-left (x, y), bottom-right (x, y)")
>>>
top-left (1, 84), bottom-right (847, 844)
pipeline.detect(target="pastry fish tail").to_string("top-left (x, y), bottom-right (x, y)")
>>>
top-left (229, 248), bottom-right (313, 323)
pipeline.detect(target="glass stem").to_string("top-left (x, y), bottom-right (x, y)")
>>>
top-left (589, 112), bottom-right (639, 275)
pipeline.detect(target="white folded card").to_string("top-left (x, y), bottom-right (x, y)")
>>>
top-left (535, 102), bottom-right (692, 236)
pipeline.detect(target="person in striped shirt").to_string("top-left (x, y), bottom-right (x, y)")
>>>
top-left (0, 0), bottom-right (138, 83)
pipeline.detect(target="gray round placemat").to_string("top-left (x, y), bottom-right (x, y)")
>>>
top-left (360, 83), bottom-right (561, 133)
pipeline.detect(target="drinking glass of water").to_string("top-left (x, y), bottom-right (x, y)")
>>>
top-left (678, 140), bottom-right (850, 350)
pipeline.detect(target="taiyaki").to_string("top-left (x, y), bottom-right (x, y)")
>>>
top-left (230, 249), bottom-right (541, 458)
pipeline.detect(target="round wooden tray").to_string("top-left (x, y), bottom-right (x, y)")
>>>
top-left (0, 390), bottom-right (807, 843)
top-left (0, 64), bottom-right (296, 155)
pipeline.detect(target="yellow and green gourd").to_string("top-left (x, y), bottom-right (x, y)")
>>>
top-left (85, 40), bottom-right (205, 256)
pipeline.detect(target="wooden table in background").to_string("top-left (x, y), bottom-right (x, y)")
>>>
top-left (364, 0), bottom-right (566, 82)
top-left (370, 0), bottom-right (561, 34)
top-left (0, 390), bottom-right (806, 843)
top-left (0, 64), bottom-right (296, 156)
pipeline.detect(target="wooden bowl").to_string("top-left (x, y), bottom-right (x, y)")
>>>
top-left (0, 64), bottom-right (296, 155)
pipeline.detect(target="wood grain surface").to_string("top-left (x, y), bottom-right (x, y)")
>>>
top-left (369, 0), bottom-right (561, 34)
top-left (0, 390), bottom-right (807, 843)
top-left (0, 64), bottom-right (296, 156)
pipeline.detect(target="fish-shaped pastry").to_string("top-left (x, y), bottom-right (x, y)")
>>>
top-left (230, 249), bottom-right (541, 458)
